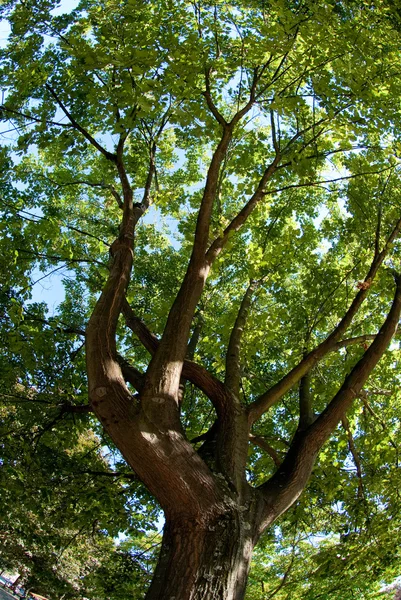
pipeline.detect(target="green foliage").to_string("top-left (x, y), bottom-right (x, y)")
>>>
top-left (2, 0), bottom-right (401, 597)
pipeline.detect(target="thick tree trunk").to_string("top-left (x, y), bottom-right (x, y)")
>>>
top-left (145, 507), bottom-right (259, 600)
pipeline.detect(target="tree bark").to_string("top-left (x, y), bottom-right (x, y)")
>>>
top-left (145, 501), bottom-right (261, 600)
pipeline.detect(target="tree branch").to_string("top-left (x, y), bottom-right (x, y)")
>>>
top-left (206, 153), bottom-right (281, 263)
top-left (0, 104), bottom-right (71, 128)
top-left (116, 354), bottom-right (144, 392)
top-left (42, 176), bottom-right (123, 209)
top-left (178, 313), bottom-right (204, 406)
top-left (203, 68), bottom-right (228, 126)
top-left (122, 300), bottom-right (229, 417)
top-left (257, 272), bottom-right (401, 528)
top-left (248, 214), bottom-right (401, 424)
top-left (310, 272), bottom-right (401, 447)
top-left (225, 280), bottom-right (258, 397)
top-left (138, 123), bottom-right (234, 410)
top-left (333, 334), bottom-right (376, 350)
top-left (262, 167), bottom-right (394, 197)
top-left (341, 416), bottom-right (364, 499)
top-left (45, 84), bottom-right (117, 162)
top-left (249, 433), bottom-right (282, 468)
top-left (298, 371), bottom-right (314, 431)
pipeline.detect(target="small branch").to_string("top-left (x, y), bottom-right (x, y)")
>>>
top-left (270, 109), bottom-right (280, 154)
top-left (265, 551), bottom-right (295, 600)
top-left (249, 433), bottom-right (282, 467)
top-left (187, 314), bottom-right (203, 360)
top-left (298, 371), bottom-right (314, 431)
top-left (0, 198), bottom-right (112, 244)
top-left (122, 299), bottom-right (159, 354)
top-left (141, 142), bottom-right (157, 211)
top-left (375, 203), bottom-right (382, 258)
top-left (229, 68), bottom-right (259, 125)
top-left (16, 247), bottom-right (106, 267)
top-left (333, 334), bottom-right (376, 350)
top-left (116, 354), bottom-right (144, 392)
top-left (60, 403), bottom-right (92, 414)
top-left (42, 176), bottom-right (123, 209)
top-left (310, 272), bottom-right (401, 449)
top-left (257, 275), bottom-right (401, 527)
top-left (360, 394), bottom-right (398, 452)
top-left (206, 154), bottom-right (281, 263)
top-left (178, 313), bottom-right (204, 406)
top-left (0, 392), bottom-right (53, 405)
top-left (341, 416), bottom-right (364, 499)
top-left (203, 68), bottom-right (228, 126)
top-left (262, 167), bottom-right (395, 198)
top-left (45, 84), bottom-right (117, 162)
top-left (74, 469), bottom-right (136, 480)
top-left (0, 104), bottom-right (71, 128)
top-left (23, 312), bottom-right (85, 336)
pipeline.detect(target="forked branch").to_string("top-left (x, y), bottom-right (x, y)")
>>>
top-left (248, 214), bottom-right (401, 424)
top-left (258, 273), bottom-right (401, 527)
top-left (122, 300), bottom-right (230, 417)
top-left (206, 154), bottom-right (281, 263)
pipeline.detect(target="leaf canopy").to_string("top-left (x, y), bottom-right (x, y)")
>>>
top-left (2, 0), bottom-right (401, 597)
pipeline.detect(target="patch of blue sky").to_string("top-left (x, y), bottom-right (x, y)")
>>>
top-left (28, 264), bottom-right (74, 310)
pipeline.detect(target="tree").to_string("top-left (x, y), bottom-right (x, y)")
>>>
top-left (0, 395), bottom-right (158, 598)
top-left (1, 0), bottom-right (401, 597)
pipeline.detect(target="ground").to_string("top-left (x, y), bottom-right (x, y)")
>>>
top-left (0, 588), bottom-right (15, 600)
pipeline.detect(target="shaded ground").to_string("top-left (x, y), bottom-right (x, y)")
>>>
top-left (0, 588), bottom-right (16, 600)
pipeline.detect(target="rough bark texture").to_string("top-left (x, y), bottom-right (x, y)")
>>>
top-left (82, 86), bottom-right (401, 600)
top-left (145, 498), bottom-right (262, 600)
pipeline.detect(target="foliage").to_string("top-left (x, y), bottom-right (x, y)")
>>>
top-left (1, 0), bottom-right (401, 597)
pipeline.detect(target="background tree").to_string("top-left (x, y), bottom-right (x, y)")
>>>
top-left (2, 0), bottom-right (401, 598)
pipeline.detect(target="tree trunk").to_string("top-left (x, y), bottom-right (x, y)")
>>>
top-left (145, 506), bottom-right (259, 600)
